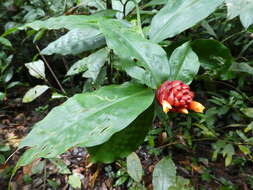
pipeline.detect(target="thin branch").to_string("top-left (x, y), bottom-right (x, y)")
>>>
top-left (35, 45), bottom-right (66, 94)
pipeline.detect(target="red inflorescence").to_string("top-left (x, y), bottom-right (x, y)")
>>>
top-left (156, 80), bottom-right (205, 114)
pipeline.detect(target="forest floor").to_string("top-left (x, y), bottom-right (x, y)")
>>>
top-left (0, 87), bottom-right (252, 190)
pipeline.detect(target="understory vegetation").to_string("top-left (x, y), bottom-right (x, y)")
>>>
top-left (1, 0), bottom-right (253, 190)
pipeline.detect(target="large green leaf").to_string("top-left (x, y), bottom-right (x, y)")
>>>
top-left (149, 0), bottom-right (224, 42)
top-left (99, 19), bottom-right (170, 88)
top-left (152, 157), bottom-right (177, 190)
top-left (17, 82), bottom-right (154, 166)
top-left (41, 28), bottom-right (105, 55)
top-left (67, 48), bottom-right (109, 81)
top-left (169, 42), bottom-right (200, 84)
top-left (226, 0), bottom-right (253, 28)
top-left (19, 15), bottom-right (101, 30)
top-left (191, 39), bottom-right (234, 80)
top-left (87, 106), bottom-right (153, 163)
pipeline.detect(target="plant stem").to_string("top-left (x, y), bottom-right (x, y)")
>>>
top-left (131, 0), bottom-right (144, 37)
top-left (35, 45), bottom-right (66, 94)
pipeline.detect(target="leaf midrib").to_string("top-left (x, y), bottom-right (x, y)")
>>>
top-left (152, 0), bottom-right (220, 41)
top-left (173, 44), bottom-right (190, 80)
top-left (21, 87), bottom-right (153, 150)
top-left (107, 27), bottom-right (161, 86)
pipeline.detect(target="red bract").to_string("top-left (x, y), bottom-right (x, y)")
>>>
top-left (156, 80), bottom-right (205, 114)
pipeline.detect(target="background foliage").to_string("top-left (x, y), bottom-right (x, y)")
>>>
top-left (1, 0), bottom-right (253, 189)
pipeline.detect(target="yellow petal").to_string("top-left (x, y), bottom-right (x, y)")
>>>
top-left (178, 108), bottom-right (189, 114)
top-left (188, 101), bottom-right (205, 113)
top-left (162, 100), bottom-right (172, 113)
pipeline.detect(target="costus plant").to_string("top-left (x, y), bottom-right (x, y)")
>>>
top-left (12, 0), bottom-right (239, 174)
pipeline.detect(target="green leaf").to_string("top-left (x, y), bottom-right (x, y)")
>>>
top-left (22, 85), bottom-right (49, 103)
top-left (169, 176), bottom-right (194, 190)
top-left (200, 20), bottom-right (217, 38)
top-left (25, 59), bottom-right (45, 79)
top-left (0, 144), bottom-right (11, 152)
top-left (7, 81), bottom-right (23, 89)
top-left (115, 175), bottom-right (128, 186)
top-left (238, 145), bottom-right (250, 155)
top-left (41, 28), bottom-right (105, 55)
top-left (226, 0), bottom-right (253, 28)
top-left (87, 107), bottom-right (153, 163)
top-left (79, 0), bottom-right (106, 12)
top-left (99, 19), bottom-right (170, 88)
top-left (47, 179), bottom-right (59, 189)
top-left (152, 157), bottom-right (177, 190)
top-left (19, 15), bottom-right (101, 30)
top-left (226, 0), bottom-right (242, 19)
top-left (0, 92), bottom-right (6, 101)
top-left (112, 0), bottom-right (141, 19)
top-left (2, 67), bottom-right (13, 83)
top-left (149, 0), bottom-right (223, 42)
top-left (49, 158), bottom-right (71, 174)
top-left (127, 152), bottom-right (143, 182)
top-left (144, 0), bottom-right (168, 8)
top-left (230, 62), bottom-right (253, 75)
top-left (191, 39), bottom-right (234, 80)
top-left (67, 47), bottom-right (109, 81)
top-left (68, 173), bottom-right (81, 189)
top-left (23, 174), bottom-right (32, 183)
top-left (113, 58), bottom-right (157, 89)
top-left (222, 144), bottom-right (234, 167)
top-left (18, 82), bottom-right (154, 166)
top-left (0, 154), bottom-right (5, 164)
top-left (169, 41), bottom-right (200, 84)
top-left (244, 122), bottom-right (253, 133)
top-left (240, 3), bottom-right (253, 28)
top-left (31, 160), bottom-right (46, 175)
top-left (0, 36), bottom-right (12, 47)
top-left (241, 108), bottom-right (253, 118)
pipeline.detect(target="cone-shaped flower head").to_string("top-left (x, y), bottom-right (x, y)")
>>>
top-left (156, 80), bottom-right (205, 114)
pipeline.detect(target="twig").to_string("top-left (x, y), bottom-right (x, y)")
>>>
top-left (43, 165), bottom-right (47, 190)
top-left (156, 141), bottom-right (179, 149)
top-left (5, 148), bottom-right (19, 165)
top-left (35, 45), bottom-right (66, 94)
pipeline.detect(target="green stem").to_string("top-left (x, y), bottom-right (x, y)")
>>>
top-left (131, 0), bottom-right (144, 37)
